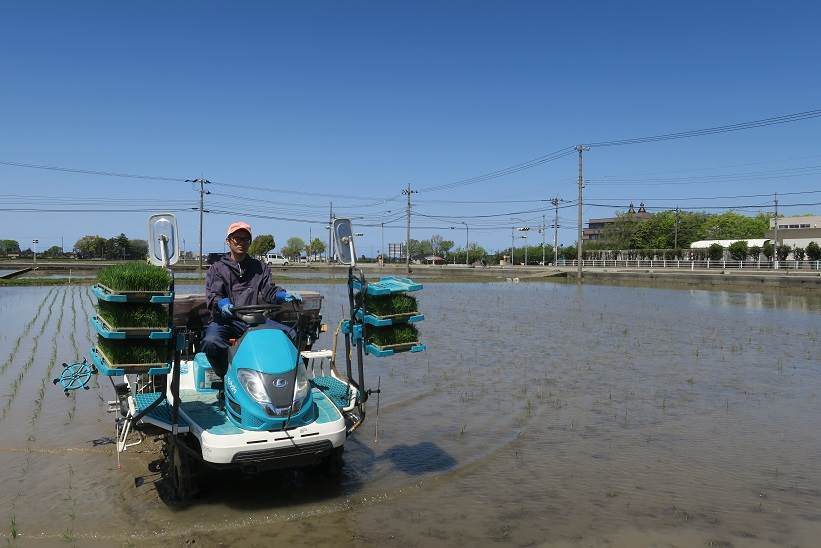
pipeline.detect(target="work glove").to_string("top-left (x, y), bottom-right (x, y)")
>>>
top-left (217, 297), bottom-right (234, 318)
top-left (274, 290), bottom-right (302, 303)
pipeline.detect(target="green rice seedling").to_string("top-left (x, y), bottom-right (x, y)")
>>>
top-left (97, 339), bottom-right (167, 365)
top-left (0, 291), bottom-right (60, 423)
top-left (0, 289), bottom-right (55, 377)
top-left (96, 263), bottom-right (170, 292)
top-left (366, 324), bottom-right (419, 347)
top-left (31, 292), bottom-right (67, 429)
top-left (96, 301), bottom-right (168, 329)
top-left (355, 293), bottom-right (418, 317)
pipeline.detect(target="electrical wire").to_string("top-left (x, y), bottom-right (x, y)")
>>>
top-left (586, 108), bottom-right (821, 148)
top-left (417, 147), bottom-right (576, 193)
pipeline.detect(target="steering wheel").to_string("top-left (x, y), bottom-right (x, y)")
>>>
top-left (232, 304), bottom-right (282, 314)
top-left (232, 303), bottom-right (279, 325)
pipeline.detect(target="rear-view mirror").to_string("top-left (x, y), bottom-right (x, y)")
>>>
top-left (333, 218), bottom-right (356, 266)
top-left (148, 213), bottom-right (180, 267)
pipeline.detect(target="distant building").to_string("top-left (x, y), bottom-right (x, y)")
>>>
top-left (766, 215), bottom-right (821, 249)
top-left (583, 202), bottom-right (651, 241)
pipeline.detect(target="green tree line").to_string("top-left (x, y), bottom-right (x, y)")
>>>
top-left (590, 211), bottom-right (771, 250)
top-left (74, 234), bottom-right (148, 259)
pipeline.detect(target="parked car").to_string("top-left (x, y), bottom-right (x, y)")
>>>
top-left (264, 253), bottom-right (289, 266)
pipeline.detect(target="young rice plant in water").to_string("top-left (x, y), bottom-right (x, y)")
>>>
top-left (96, 263), bottom-right (170, 292)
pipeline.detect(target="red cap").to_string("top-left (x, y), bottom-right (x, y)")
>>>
top-left (226, 221), bottom-right (252, 238)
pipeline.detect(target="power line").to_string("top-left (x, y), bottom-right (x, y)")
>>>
top-left (413, 202), bottom-right (576, 220)
top-left (584, 201), bottom-right (821, 211)
top-left (0, 207), bottom-right (195, 213)
top-left (417, 147), bottom-right (576, 193)
top-left (586, 189), bottom-right (821, 201)
top-left (0, 160), bottom-right (186, 182)
top-left (586, 108), bottom-right (821, 148)
top-left (0, 159), bottom-right (400, 202)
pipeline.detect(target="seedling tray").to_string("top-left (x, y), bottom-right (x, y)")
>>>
top-left (352, 276), bottom-right (422, 296)
top-left (91, 315), bottom-right (172, 340)
top-left (92, 284), bottom-right (173, 304)
top-left (355, 309), bottom-right (425, 327)
top-left (90, 346), bottom-right (171, 376)
top-left (365, 341), bottom-right (426, 357)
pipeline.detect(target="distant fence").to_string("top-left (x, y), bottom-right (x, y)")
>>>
top-left (556, 259), bottom-right (821, 271)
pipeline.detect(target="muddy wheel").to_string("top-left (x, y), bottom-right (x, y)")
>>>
top-left (164, 436), bottom-right (199, 501)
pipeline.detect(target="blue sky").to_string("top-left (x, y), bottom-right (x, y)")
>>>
top-left (1, 1), bottom-right (819, 256)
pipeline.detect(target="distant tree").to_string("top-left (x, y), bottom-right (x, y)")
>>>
top-left (728, 240), bottom-right (749, 261)
top-left (560, 245), bottom-right (577, 260)
top-left (708, 243), bottom-right (724, 261)
top-left (749, 245), bottom-right (762, 260)
top-left (0, 239), bottom-right (21, 255)
top-left (793, 247), bottom-right (805, 261)
top-left (701, 212), bottom-right (770, 240)
top-left (282, 237), bottom-right (305, 259)
top-left (428, 234), bottom-right (455, 258)
top-left (129, 239), bottom-right (148, 259)
top-left (408, 239), bottom-right (433, 260)
top-left (309, 238), bottom-right (326, 260)
top-left (104, 233), bottom-right (131, 259)
top-left (42, 245), bottom-right (63, 258)
top-left (248, 234), bottom-right (275, 257)
top-left (762, 242), bottom-right (774, 260)
top-left (466, 243), bottom-right (487, 263)
top-left (74, 235), bottom-right (107, 258)
top-left (598, 210), bottom-right (770, 251)
top-left (776, 244), bottom-right (792, 261)
top-left (806, 241), bottom-right (821, 261)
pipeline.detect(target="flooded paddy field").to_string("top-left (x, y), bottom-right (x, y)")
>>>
top-left (1, 281), bottom-right (820, 547)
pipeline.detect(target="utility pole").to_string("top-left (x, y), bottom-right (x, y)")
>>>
top-left (515, 227), bottom-right (530, 265)
top-left (575, 145), bottom-right (589, 279)
top-left (32, 239), bottom-right (38, 269)
top-left (673, 206), bottom-right (680, 250)
top-left (381, 222), bottom-right (384, 263)
top-left (552, 197), bottom-right (560, 266)
top-left (329, 201), bottom-right (335, 262)
top-left (511, 227), bottom-right (515, 266)
top-left (541, 214), bottom-right (546, 266)
top-left (463, 222), bottom-right (469, 265)
top-left (186, 178), bottom-right (211, 283)
top-left (402, 184), bottom-right (417, 274)
top-left (773, 193), bottom-right (779, 268)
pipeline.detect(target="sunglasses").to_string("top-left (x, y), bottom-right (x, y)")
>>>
top-left (229, 236), bottom-right (251, 244)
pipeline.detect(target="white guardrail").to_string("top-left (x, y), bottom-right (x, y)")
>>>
top-left (556, 259), bottom-right (821, 271)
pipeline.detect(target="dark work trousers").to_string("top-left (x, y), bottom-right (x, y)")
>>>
top-left (201, 318), bottom-right (296, 378)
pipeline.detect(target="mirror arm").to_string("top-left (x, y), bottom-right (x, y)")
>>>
top-left (158, 235), bottom-right (169, 268)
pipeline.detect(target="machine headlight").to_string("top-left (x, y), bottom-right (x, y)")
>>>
top-left (292, 364), bottom-right (310, 410)
top-left (237, 369), bottom-right (271, 404)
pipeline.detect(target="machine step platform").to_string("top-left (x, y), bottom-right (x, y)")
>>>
top-left (310, 375), bottom-right (358, 410)
top-left (133, 392), bottom-right (189, 432)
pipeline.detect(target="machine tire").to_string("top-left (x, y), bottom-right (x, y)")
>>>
top-left (164, 436), bottom-right (199, 501)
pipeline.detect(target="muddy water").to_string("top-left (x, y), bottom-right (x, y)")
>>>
top-left (1, 282), bottom-right (820, 547)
